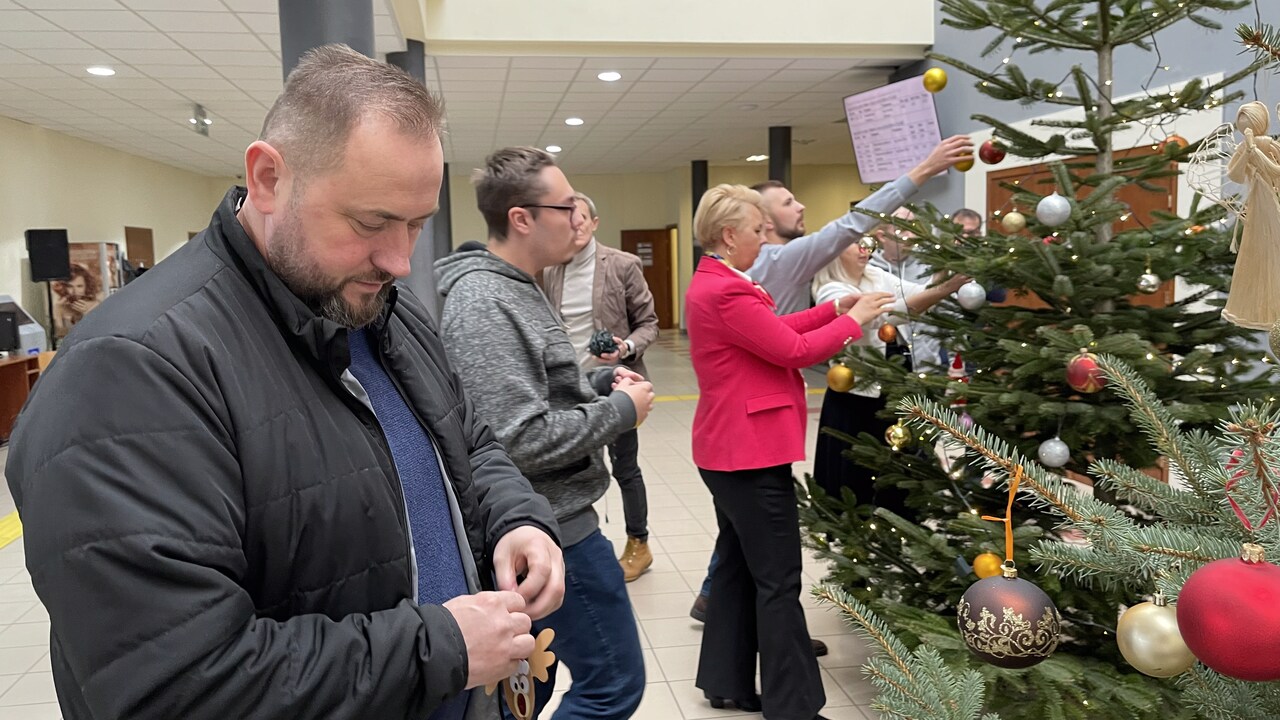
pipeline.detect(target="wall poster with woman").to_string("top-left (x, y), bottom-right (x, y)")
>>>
top-left (51, 242), bottom-right (119, 339)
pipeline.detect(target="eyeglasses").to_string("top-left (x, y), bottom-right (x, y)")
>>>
top-left (519, 204), bottom-right (577, 216)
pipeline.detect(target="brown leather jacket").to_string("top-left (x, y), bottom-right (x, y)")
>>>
top-left (541, 242), bottom-right (659, 379)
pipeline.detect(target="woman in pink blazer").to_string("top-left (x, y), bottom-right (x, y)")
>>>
top-left (685, 184), bottom-right (892, 720)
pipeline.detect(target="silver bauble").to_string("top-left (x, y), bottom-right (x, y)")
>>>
top-left (1117, 596), bottom-right (1196, 678)
top-left (957, 281), bottom-right (986, 311)
top-left (1137, 272), bottom-right (1161, 294)
top-left (1000, 211), bottom-right (1027, 233)
top-left (1036, 437), bottom-right (1070, 468)
top-left (1035, 192), bottom-right (1072, 227)
top-left (858, 235), bottom-right (878, 253)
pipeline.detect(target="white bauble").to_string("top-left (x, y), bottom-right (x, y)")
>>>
top-left (1036, 192), bottom-right (1072, 227)
top-left (1037, 437), bottom-right (1070, 468)
top-left (957, 281), bottom-right (987, 311)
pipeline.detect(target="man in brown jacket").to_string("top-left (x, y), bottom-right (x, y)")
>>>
top-left (541, 192), bottom-right (660, 581)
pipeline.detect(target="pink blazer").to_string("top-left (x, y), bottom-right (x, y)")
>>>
top-left (686, 257), bottom-right (862, 471)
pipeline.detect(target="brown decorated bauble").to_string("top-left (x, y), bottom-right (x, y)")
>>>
top-left (1177, 543), bottom-right (1280, 681)
top-left (826, 364), bottom-right (855, 393)
top-left (957, 565), bottom-right (1061, 669)
top-left (1065, 351), bottom-right (1106, 393)
top-left (1117, 593), bottom-right (1196, 678)
top-left (954, 155), bottom-right (974, 172)
top-left (884, 420), bottom-right (913, 451)
top-left (972, 552), bottom-right (1003, 579)
top-left (922, 67), bottom-right (948, 93)
top-left (877, 323), bottom-right (898, 344)
top-left (1000, 211), bottom-right (1027, 233)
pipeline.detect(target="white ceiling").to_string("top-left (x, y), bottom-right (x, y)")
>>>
top-left (0, 0), bottom-right (915, 177)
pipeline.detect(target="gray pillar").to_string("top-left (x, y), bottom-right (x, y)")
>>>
top-left (768, 126), bottom-right (792, 188)
top-left (279, 0), bottom-right (375, 80)
top-left (388, 41), bottom-right (450, 320)
top-left (386, 38), bottom-right (425, 81)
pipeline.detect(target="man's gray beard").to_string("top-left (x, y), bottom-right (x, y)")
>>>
top-left (265, 207), bottom-right (393, 329)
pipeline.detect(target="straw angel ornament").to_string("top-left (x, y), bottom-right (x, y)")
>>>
top-left (1222, 101), bottom-right (1280, 329)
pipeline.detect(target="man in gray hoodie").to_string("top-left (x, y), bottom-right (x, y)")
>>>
top-left (435, 147), bottom-right (654, 720)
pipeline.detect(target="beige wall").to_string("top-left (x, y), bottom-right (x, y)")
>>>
top-left (0, 115), bottom-right (223, 331)
top-left (452, 163), bottom-right (869, 328)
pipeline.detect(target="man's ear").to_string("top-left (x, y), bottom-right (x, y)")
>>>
top-left (244, 140), bottom-right (289, 215)
top-left (508, 206), bottom-right (534, 237)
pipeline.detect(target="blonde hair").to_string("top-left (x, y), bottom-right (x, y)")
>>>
top-left (811, 250), bottom-right (861, 299)
top-left (694, 184), bottom-right (766, 252)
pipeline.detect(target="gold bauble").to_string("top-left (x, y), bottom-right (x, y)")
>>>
top-left (885, 420), bottom-right (913, 451)
top-left (1270, 318), bottom-right (1280, 360)
top-left (973, 552), bottom-right (1003, 579)
top-left (923, 67), bottom-right (948, 93)
top-left (954, 155), bottom-right (974, 172)
top-left (1117, 597), bottom-right (1196, 678)
top-left (1000, 211), bottom-right (1027, 233)
top-left (827, 364), bottom-right (855, 393)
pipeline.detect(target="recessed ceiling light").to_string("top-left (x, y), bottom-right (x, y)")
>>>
top-left (597, 71), bottom-right (621, 82)
top-left (746, 154), bottom-right (769, 162)
top-left (564, 117), bottom-right (584, 126)
top-left (86, 66), bottom-right (115, 77)
top-left (546, 145), bottom-right (562, 153)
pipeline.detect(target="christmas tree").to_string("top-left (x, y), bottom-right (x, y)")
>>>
top-left (814, 354), bottom-right (1280, 718)
top-left (800, 1), bottom-right (1279, 718)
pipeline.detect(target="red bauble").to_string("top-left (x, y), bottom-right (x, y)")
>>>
top-left (1065, 351), bottom-right (1106, 393)
top-left (1177, 545), bottom-right (1280, 681)
top-left (979, 139), bottom-right (1007, 164)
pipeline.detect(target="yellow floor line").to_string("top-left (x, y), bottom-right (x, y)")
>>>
top-left (654, 388), bottom-right (825, 403)
top-left (0, 512), bottom-right (21, 549)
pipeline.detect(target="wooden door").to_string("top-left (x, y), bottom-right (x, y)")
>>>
top-left (125, 226), bottom-right (155, 269)
top-left (985, 146), bottom-right (1177, 309)
top-left (622, 229), bottom-right (674, 329)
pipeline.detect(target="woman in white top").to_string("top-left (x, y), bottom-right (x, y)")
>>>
top-left (809, 222), bottom-right (968, 515)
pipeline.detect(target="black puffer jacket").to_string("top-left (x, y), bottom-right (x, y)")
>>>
top-left (6, 188), bottom-right (558, 720)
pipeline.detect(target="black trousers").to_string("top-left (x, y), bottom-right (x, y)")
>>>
top-left (812, 390), bottom-right (913, 518)
top-left (607, 428), bottom-right (648, 540)
top-left (696, 464), bottom-right (824, 720)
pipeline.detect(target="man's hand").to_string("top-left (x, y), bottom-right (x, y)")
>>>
top-left (492, 526), bottom-right (564, 620)
top-left (443, 591), bottom-right (535, 689)
top-left (615, 379), bottom-right (655, 427)
top-left (612, 367), bottom-right (645, 386)
top-left (940, 273), bottom-right (972, 294)
top-left (908, 135), bottom-right (974, 186)
top-left (598, 336), bottom-right (628, 364)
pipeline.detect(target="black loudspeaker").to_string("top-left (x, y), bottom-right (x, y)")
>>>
top-left (0, 311), bottom-right (17, 352)
top-left (25, 229), bottom-right (70, 282)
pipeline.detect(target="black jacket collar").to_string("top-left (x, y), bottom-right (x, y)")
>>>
top-left (204, 187), bottom-right (399, 372)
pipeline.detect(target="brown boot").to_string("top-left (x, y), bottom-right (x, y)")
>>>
top-left (618, 536), bottom-right (653, 582)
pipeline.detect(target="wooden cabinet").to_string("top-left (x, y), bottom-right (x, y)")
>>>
top-left (0, 355), bottom-right (40, 441)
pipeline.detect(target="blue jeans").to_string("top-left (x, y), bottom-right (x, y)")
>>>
top-left (699, 551), bottom-right (719, 598)
top-left (508, 529), bottom-right (645, 720)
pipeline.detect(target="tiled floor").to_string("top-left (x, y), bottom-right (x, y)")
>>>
top-left (0, 333), bottom-right (879, 719)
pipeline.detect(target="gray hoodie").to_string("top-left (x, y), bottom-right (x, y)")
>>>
top-left (435, 250), bottom-right (636, 546)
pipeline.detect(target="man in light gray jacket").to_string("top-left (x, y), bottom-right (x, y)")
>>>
top-left (747, 134), bottom-right (973, 314)
top-left (435, 146), bottom-right (654, 720)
